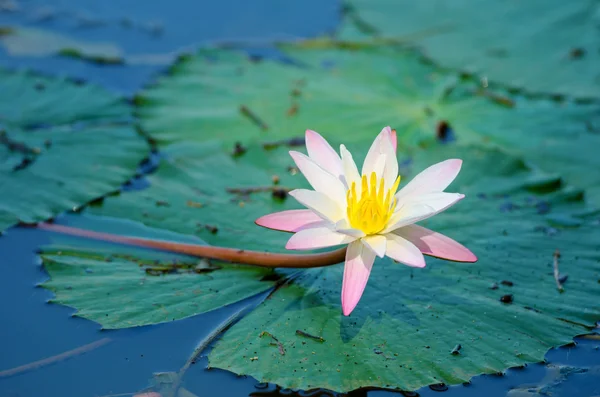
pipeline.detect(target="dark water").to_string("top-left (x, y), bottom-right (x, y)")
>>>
top-left (0, 1), bottom-right (599, 396)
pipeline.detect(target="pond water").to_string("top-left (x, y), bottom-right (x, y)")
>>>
top-left (0, 1), bottom-right (599, 396)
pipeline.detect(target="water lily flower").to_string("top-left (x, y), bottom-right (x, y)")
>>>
top-left (256, 127), bottom-right (477, 316)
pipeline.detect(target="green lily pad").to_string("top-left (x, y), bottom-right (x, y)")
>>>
top-left (208, 144), bottom-right (600, 392)
top-left (135, 43), bottom-right (600, 204)
top-left (0, 68), bottom-right (148, 232)
top-left (40, 214), bottom-right (276, 329)
top-left (0, 25), bottom-right (124, 64)
top-left (339, 0), bottom-right (600, 99)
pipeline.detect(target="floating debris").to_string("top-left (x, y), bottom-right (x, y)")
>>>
top-left (240, 105), bottom-right (268, 131)
top-left (451, 344), bottom-right (462, 355)
top-left (295, 329), bottom-right (325, 343)
top-left (260, 331), bottom-right (285, 356)
top-left (262, 137), bottom-right (305, 150)
top-left (553, 249), bottom-right (565, 292)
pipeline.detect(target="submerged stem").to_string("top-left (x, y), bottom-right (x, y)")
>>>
top-left (35, 223), bottom-right (346, 268)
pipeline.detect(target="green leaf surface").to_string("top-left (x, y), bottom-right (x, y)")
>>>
top-left (0, 69), bottom-right (148, 232)
top-left (0, 25), bottom-right (124, 64)
top-left (339, 0), bottom-right (600, 99)
top-left (208, 145), bottom-right (600, 392)
top-left (136, 43), bottom-right (600, 204)
top-left (40, 214), bottom-right (276, 329)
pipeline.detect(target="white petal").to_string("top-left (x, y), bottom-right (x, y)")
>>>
top-left (361, 127), bottom-right (395, 177)
top-left (334, 219), bottom-right (366, 239)
top-left (396, 159), bottom-right (463, 202)
top-left (383, 192), bottom-right (464, 233)
top-left (361, 235), bottom-right (387, 258)
top-left (385, 233), bottom-right (426, 268)
top-left (286, 226), bottom-right (356, 250)
top-left (289, 189), bottom-right (342, 223)
top-left (372, 154), bottom-right (386, 180)
top-left (290, 151), bottom-right (346, 204)
top-left (340, 144), bottom-right (360, 190)
top-left (380, 131), bottom-right (398, 191)
top-left (341, 240), bottom-right (376, 316)
top-left (305, 129), bottom-right (343, 178)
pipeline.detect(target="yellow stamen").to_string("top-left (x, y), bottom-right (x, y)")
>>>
top-left (346, 172), bottom-right (400, 235)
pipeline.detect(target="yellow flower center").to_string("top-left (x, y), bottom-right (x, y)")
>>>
top-left (346, 172), bottom-right (401, 235)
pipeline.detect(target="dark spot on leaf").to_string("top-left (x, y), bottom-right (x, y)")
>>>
top-left (436, 120), bottom-right (455, 143)
top-left (272, 188), bottom-right (287, 200)
top-left (524, 306), bottom-right (541, 313)
top-left (500, 294), bottom-right (513, 304)
top-left (489, 282), bottom-right (499, 290)
top-left (232, 142), bottom-right (247, 157)
top-left (260, 272), bottom-right (283, 282)
top-left (569, 47), bottom-right (585, 59)
top-left (500, 280), bottom-right (514, 287)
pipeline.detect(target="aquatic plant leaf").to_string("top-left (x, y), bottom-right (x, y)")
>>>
top-left (136, 43), bottom-right (600, 204)
top-left (208, 144), bottom-right (600, 392)
top-left (0, 25), bottom-right (123, 64)
top-left (0, 69), bottom-right (148, 232)
top-left (339, 0), bottom-right (600, 99)
top-left (40, 215), bottom-right (276, 329)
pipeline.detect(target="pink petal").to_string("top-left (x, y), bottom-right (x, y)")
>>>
top-left (255, 209), bottom-right (325, 233)
top-left (341, 240), bottom-right (376, 316)
top-left (361, 235), bottom-right (387, 258)
top-left (395, 224), bottom-right (477, 262)
top-left (286, 226), bottom-right (356, 250)
top-left (305, 129), bottom-right (344, 178)
top-left (289, 151), bottom-right (346, 204)
top-left (390, 127), bottom-right (397, 152)
top-left (384, 233), bottom-right (426, 268)
top-left (396, 159), bottom-right (463, 202)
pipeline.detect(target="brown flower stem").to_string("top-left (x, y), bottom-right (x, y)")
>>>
top-left (35, 223), bottom-right (346, 268)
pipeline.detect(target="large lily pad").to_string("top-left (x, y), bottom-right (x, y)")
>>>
top-left (40, 214), bottom-right (276, 329)
top-left (0, 68), bottom-right (148, 232)
top-left (207, 144), bottom-right (600, 392)
top-left (339, 0), bottom-right (600, 99)
top-left (136, 43), bottom-right (600, 203)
